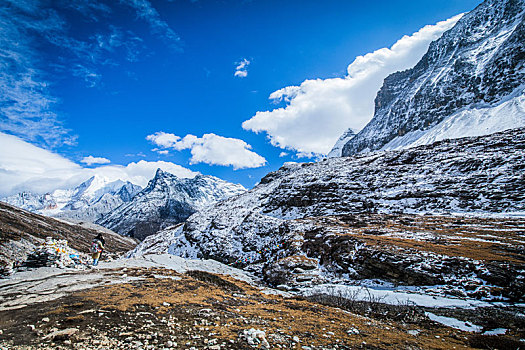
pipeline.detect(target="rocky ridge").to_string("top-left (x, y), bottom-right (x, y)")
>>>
top-left (339, 0), bottom-right (525, 156)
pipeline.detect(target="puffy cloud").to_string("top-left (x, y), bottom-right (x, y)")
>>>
top-left (242, 14), bottom-right (463, 157)
top-left (234, 58), bottom-right (250, 78)
top-left (0, 132), bottom-right (197, 197)
top-left (146, 132), bottom-right (267, 170)
top-left (81, 155), bottom-right (111, 165)
top-left (146, 131), bottom-right (180, 148)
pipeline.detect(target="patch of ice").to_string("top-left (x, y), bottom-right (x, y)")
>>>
top-left (483, 328), bottom-right (507, 336)
top-left (301, 284), bottom-right (492, 308)
top-left (425, 312), bottom-right (482, 332)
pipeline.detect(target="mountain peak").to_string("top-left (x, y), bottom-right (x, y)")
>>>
top-left (2, 177), bottom-right (143, 223)
top-left (339, 0), bottom-right (525, 156)
top-left (97, 171), bottom-right (246, 240)
top-left (154, 168), bottom-right (165, 177)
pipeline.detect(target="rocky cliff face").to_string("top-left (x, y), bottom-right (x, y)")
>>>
top-left (97, 169), bottom-right (246, 241)
top-left (130, 128), bottom-right (525, 301)
top-left (341, 0), bottom-right (525, 156)
top-left (2, 176), bottom-right (142, 223)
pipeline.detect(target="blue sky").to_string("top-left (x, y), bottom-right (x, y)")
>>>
top-left (0, 0), bottom-right (482, 194)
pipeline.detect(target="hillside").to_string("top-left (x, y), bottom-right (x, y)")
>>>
top-left (0, 201), bottom-right (136, 274)
top-left (131, 128), bottom-right (525, 301)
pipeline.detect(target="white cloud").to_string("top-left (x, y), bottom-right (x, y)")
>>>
top-left (81, 155), bottom-right (111, 165)
top-left (146, 131), bottom-right (180, 148)
top-left (0, 132), bottom-right (198, 197)
top-left (146, 132), bottom-right (267, 170)
top-left (279, 152), bottom-right (288, 157)
top-left (234, 58), bottom-right (250, 78)
top-left (242, 14), bottom-right (463, 157)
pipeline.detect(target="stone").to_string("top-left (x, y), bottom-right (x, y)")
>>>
top-left (43, 328), bottom-right (78, 341)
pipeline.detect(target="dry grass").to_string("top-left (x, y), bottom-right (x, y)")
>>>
top-left (308, 214), bottom-right (525, 263)
top-left (76, 267), bottom-right (475, 349)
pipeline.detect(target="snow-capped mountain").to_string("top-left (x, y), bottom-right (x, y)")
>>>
top-left (2, 176), bottom-right (142, 223)
top-left (326, 128), bottom-right (356, 158)
top-left (97, 169), bottom-right (246, 241)
top-left (338, 0), bottom-right (525, 157)
top-left (130, 128), bottom-right (525, 299)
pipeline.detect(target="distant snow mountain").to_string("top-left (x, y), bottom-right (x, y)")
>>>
top-left (97, 169), bottom-right (246, 241)
top-left (327, 128), bottom-right (356, 158)
top-left (338, 0), bottom-right (525, 157)
top-left (2, 176), bottom-right (142, 223)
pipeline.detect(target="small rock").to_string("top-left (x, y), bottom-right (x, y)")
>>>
top-left (43, 328), bottom-right (78, 341)
top-left (42, 317), bottom-right (50, 323)
top-left (407, 329), bottom-right (420, 336)
top-left (346, 327), bottom-right (360, 335)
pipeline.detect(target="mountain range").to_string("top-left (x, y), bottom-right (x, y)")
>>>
top-left (2, 170), bottom-right (246, 242)
top-left (2, 176), bottom-right (142, 223)
top-left (96, 169), bottom-right (246, 240)
top-left (129, 0), bottom-right (525, 301)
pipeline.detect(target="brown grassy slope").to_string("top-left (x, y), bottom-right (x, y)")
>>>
top-left (0, 201), bottom-right (136, 262)
top-left (310, 214), bottom-right (525, 263)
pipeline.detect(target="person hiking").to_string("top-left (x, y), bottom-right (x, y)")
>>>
top-left (91, 234), bottom-right (105, 266)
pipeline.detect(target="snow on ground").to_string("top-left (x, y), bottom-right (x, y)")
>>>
top-left (425, 312), bottom-right (482, 332)
top-left (0, 267), bottom-right (143, 311)
top-left (300, 284), bottom-right (493, 309)
top-left (105, 254), bottom-right (257, 284)
top-left (482, 328), bottom-right (508, 335)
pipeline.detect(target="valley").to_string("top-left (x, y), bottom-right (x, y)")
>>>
top-left (1, 0), bottom-right (524, 348)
